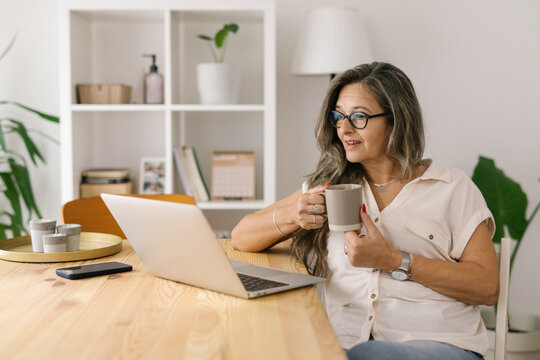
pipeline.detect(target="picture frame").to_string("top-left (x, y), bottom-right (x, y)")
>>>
top-left (139, 157), bottom-right (165, 194)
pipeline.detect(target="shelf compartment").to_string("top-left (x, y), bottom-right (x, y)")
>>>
top-left (170, 10), bottom-right (264, 105)
top-left (70, 9), bottom-right (165, 105)
top-left (71, 112), bottom-right (166, 198)
top-left (171, 111), bottom-right (264, 201)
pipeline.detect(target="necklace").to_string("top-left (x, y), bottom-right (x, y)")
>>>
top-left (370, 178), bottom-right (398, 194)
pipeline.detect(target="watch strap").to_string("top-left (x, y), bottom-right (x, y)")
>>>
top-left (391, 251), bottom-right (413, 280)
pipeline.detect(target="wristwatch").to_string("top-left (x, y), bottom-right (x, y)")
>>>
top-left (391, 251), bottom-right (413, 281)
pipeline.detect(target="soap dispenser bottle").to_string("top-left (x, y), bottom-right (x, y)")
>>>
top-left (143, 54), bottom-right (164, 104)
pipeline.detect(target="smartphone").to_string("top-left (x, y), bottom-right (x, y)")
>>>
top-left (56, 262), bottom-right (132, 280)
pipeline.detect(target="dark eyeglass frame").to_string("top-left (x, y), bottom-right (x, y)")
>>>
top-left (330, 110), bottom-right (386, 130)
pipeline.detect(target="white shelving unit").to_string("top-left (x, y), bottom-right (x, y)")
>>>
top-left (59, 0), bottom-right (276, 211)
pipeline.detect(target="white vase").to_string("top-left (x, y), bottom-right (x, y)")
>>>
top-left (482, 308), bottom-right (540, 360)
top-left (196, 63), bottom-right (240, 104)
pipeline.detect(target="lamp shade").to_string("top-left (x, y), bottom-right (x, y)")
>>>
top-left (290, 7), bottom-right (373, 75)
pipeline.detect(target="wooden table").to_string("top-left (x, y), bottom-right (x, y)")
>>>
top-left (0, 239), bottom-right (345, 360)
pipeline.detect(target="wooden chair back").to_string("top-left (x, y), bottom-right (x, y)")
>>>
top-left (60, 194), bottom-right (196, 238)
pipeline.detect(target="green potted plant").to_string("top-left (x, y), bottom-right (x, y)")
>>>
top-left (0, 34), bottom-right (59, 240)
top-left (472, 155), bottom-right (540, 359)
top-left (196, 23), bottom-right (240, 104)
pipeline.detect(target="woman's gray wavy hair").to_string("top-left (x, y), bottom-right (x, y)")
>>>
top-left (291, 62), bottom-right (425, 277)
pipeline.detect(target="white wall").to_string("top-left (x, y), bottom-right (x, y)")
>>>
top-left (0, 0), bottom-right (60, 226)
top-left (275, 0), bottom-right (540, 317)
top-left (1, 0), bottom-right (539, 316)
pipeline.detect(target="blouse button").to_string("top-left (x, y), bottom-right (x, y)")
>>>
top-left (374, 217), bottom-right (379, 223)
top-left (372, 269), bottom-right (378, 272)
top-left (371, 293), bottom-right (376, 299)
top-left (368, 315), bottom-right (373, 321)
top-left (429, 234), bottom-right (434, 240)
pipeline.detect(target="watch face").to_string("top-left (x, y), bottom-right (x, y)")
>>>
top-left (391, 270), bottom-right (408, 281)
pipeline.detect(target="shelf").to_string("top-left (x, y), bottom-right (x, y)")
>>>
top-left (71, 104), bottom-right (265, 112)
top-left (72, 104), bottom-right (166, 112)
top-left (197, 200), bottom-right (268, 210)
top-left (170, 104), bottom-right (264, 112)
top-left (60, 1), bottom-right (276, 217)
top-left (71, 9), bottom-right (163, 23)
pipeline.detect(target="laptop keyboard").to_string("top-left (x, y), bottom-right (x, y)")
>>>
top-left (237, 273), bottom-right (289, 292)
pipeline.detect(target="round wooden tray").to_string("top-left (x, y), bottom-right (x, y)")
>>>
top-left (0, 232), bottom-right (122, 263)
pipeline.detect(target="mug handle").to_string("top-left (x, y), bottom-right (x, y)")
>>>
top-left (307, 192), bottom-right (328, 217)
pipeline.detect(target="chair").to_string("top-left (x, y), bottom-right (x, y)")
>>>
top-left (494, 237), bottom-right (511, 360)
top-left (61, 194), bottom-right (196, 238)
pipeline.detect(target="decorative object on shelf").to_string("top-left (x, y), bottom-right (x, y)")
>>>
top-left (0, 33), bottom-right (60, 241)
top-left (174, 147), bottom-right (209, 202)
top-left (139, 158), bottom-right (165, 195)
top-left (472, 155), bottom-right (540, 359)
top-left (76, 84), bottom-right (131, 104)
top-left (196, 23), bottom-right (240, 104)
top-left (291, 7), bottom-right (373, 80)
top-left (80, 168), bottom-right (132, 199)
top-left (211, 151), bottom-right (255, 201)
top-left (142, 54), bottom-right (164, 104)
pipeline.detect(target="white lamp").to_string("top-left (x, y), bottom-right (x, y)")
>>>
top-left (290, 7), bottom-right (373, 78)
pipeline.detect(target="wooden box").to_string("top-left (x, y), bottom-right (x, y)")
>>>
top-left (80, 181), bottom-right (133, 199)
top-left (76, 84), bottom-right (131, 104)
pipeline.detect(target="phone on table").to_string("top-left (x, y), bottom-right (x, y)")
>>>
top-left (56, 262), bottom-right (132, 280)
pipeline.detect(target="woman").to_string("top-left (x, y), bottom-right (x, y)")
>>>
top-left (231, 62), bottom-right (498, 359)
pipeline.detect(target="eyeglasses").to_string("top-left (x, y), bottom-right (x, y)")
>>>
top-left (330, 110), bottom-right (386, 130)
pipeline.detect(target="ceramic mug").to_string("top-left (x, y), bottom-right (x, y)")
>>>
top-left (324, 184), bottom-right (363, 231)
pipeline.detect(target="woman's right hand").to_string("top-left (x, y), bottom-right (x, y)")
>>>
top-left (293, 184), bottom-right (329, 230)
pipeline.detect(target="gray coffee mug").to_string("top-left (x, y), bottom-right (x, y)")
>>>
top-left (325, 184), bottom-right (363, 231)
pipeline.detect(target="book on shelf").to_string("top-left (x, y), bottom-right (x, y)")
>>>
top-left (173, 148), bottom-right (193, 197)
top-left (173, 146), bottom-right (210, 202)
top-left (188, 147), bottom-right (210, 200)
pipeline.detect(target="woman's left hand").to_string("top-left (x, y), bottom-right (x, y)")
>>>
top-left (344, 206), bottom-right (400, 271)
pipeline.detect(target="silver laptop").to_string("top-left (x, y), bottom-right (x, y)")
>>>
top-left (101, 194), bottom-right (325, 299)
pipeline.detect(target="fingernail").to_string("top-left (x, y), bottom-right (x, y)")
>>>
top-left (362, 204), bottom-right (366, 213)
top-left (324, 182), bottom-right (331, 187)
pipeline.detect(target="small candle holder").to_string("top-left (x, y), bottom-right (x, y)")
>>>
top-left (42, 233), bottom-right (68, 253)
top-left (29, 219), bottom-right (57, 253)
top-left (57, 224), bottom-right (82, 252)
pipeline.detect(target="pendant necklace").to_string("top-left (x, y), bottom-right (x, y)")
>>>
top-left (371, 178), bottom-right (398, 194)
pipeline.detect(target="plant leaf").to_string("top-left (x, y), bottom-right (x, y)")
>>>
top-left (0, 101), bottom-right (59, 123)
top-left (215, 28), bottom-right (228, 48)
top-left (471, 156), bottom-right (529, 243)
top-left (4, 213), bottom-right (25, 237)
top-left (5, 119), bottom-right (45, 165)
top-left (0, 223), bottom-right (8, 240)
top-left (0, 33), bottom-right (17, 63)
top-left (9, 158), bottom-right (42, 219)
top-left (197, 35), bottom-right (212, 41)
top-left (0, 119), bottom-right (6, 151)
top-left (224, 23), bottom-right (239, 33)
top-left (0, 172), bottom-right (23, 228)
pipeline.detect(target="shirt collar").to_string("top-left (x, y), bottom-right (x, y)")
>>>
top-left (417, 159), bottom-right (452, 183)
